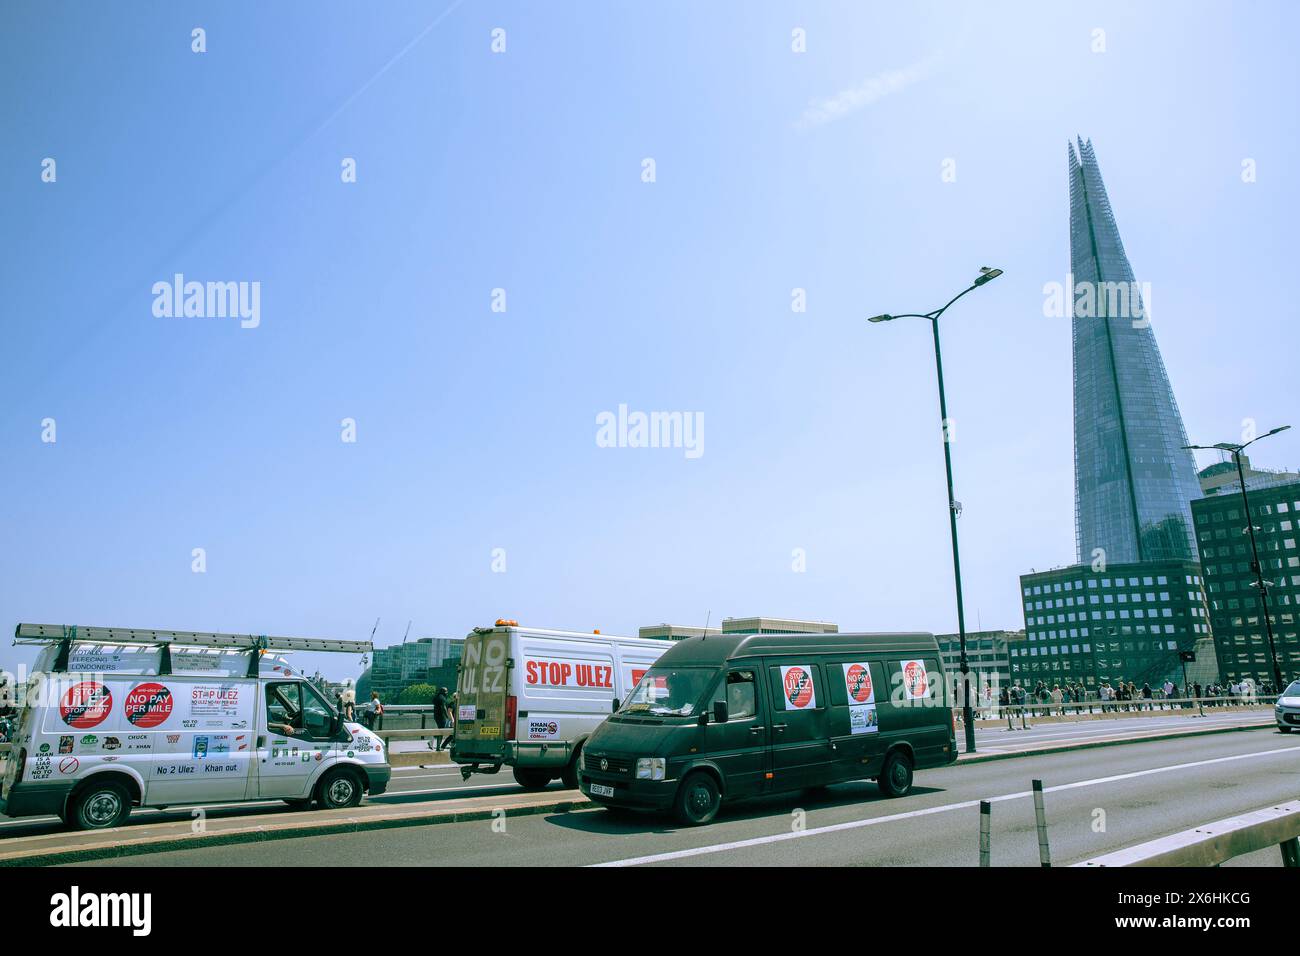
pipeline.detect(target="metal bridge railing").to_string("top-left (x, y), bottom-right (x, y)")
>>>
top-left (1075, 801), bottom-right (1300, 867)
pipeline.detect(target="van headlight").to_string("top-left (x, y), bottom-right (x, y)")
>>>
top-left (636, 757), bottom-right (666, 781)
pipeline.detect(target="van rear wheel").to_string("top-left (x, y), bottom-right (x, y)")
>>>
top-left (70, 781), bottom-right (131, 830)
top-left (878, 750), bottom-right (914, 798)
top-left (673, 772), bottom-right (721, 826)
top-left (513, 767), bottom-right (552, 791)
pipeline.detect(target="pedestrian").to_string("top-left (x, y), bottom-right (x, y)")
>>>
top-left (1051, 684), bottom-right (1063, 716)
top-left (432, 685), bottom-right (454, 751)
top-left (1141, 682), bottom-right (1153, 711)
top-left (365, 691), bottom-right (384, 730)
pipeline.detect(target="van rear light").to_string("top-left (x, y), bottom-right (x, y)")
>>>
top-left (505, 695), bottom-right (518, 741)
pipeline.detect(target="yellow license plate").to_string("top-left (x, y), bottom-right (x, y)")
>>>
top-left (478, 726), bottom-right (501, 738)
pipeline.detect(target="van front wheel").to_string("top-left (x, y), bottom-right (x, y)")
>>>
top-left (673, 772), bottom-right (721, 826)
top-left (878, 751), bottom-right (914, 798)
top-left (70, 781), bottom-right (131, 830)
top-left (317, 769), bottom-right (363, 810)
top-left (560, 748), bottom-right (582, 790)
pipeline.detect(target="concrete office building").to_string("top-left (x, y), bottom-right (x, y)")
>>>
top-left (935, 630), bottom-right (1025, 690)
top-left (639, 617), bottom-right (838, 641)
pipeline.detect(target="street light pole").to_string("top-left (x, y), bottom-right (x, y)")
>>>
top-left (869, 267), bottom-right (1002, 754)
top-left (1186, 425), bottom-right (1292, 691)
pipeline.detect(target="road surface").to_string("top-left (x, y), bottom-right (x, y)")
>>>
top-left (75, 726), bottom-right (1300, 867)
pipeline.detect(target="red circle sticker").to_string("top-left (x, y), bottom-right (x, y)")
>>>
top-left (125, 683), bottom-right (174, 728)
top-left (60, 681), bottom-right (112, 729)
top-left (783, 667), bottom-right (814, 708)
top-left (59, 757), bottom-right (80, 774)
top-left (845, 664), bottom-right (873, 703)
top-left (904, 661), bottom-right (929, 697)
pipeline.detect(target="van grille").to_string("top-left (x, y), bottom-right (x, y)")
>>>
top-left (588, 754), bottom-right (632, 775)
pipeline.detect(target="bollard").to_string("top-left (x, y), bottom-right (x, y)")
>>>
top-left (979, 800), bottom-right (991, 867)
top-left (1032, 779), bottom-right (1051, 868)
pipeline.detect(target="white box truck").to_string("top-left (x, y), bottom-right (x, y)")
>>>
top-left (0, 623), bottom-right (390, 830)
top-left (452, 621), bottom-right (669, 790)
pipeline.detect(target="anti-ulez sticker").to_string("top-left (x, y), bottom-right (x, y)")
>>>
top-left (842, 662), bottom-right (879, 734)
top-left (900, 659), bottom-right (930, 700)
top-left (779, 665), bottom-right (817, 710)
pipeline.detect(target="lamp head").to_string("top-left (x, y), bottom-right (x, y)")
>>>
top-left (867, 314), bottom-right (893, 323)
top-left (973, 267), bottom-right (1003, 287)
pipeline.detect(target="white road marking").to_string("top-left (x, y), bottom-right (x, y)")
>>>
top-left (593, 742), bottom-right (1300, 867)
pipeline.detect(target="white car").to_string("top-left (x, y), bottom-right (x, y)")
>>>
top-left (1275, 680), bottom-right (1300, 733)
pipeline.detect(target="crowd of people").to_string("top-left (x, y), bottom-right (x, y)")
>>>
top-left (975, 675), bottom-right (1277, 719)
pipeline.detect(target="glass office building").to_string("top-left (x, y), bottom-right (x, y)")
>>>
top-left (1017, 562), bottom-right (1214, 690)
top-left (1192, 481), bottom-right (1300, 685)
top-left (1068, 138), bottom-right (1202, 565)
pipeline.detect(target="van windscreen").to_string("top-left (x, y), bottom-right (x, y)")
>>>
top-left (618, 667), bottom-right (713, 717)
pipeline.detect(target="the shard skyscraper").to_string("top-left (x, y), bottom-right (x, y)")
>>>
top-left (1068, 137), bottom-right (1201, 565)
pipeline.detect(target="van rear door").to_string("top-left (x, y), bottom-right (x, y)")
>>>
top-left (454, 628), bottom-right (512, 760)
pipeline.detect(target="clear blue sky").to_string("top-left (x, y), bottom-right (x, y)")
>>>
top-left (2, 1), bottom-right (1297, 680)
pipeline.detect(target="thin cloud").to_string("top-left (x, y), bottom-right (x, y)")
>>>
top-left (796, 55), bottom-right (939, 130)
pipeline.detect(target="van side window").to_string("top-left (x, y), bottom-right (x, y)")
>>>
top-left (267, 682), bottom-right (335, 740)
top-left (719, 670), bottom-right (757, 720)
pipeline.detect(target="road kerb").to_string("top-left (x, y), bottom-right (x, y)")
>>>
top-left (0, 794), bottom-right (593, 867)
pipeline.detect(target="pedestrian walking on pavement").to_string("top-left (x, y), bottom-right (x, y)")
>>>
top-left (432, 685), bottom-right (454, 750)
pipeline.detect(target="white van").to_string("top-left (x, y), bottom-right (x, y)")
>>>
top-left (0, 624), bottom-right (390, 830)
top-left (452, 621), bottom-right (669, 790)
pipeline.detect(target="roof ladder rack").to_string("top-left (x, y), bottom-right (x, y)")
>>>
top-left (14, 623), bottom-right (373, 674)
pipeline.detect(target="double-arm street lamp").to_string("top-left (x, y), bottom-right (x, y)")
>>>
top-left (1185, 424), bottom-right (1293, 690)
top-left (868, 267), bottom-right (1003, 754)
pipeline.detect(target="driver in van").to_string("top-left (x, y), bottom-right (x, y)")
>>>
top-left (267, 685), bottom-right (309, 737)
top-left (268, 711), bottom-right (305, 737)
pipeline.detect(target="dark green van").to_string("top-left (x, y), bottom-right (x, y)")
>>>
top-left (578, 631), bottom-right (957, 825)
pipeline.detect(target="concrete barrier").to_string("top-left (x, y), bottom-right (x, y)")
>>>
top-left (1075, 801), bottom-right (1300, 867)
top-left (374, 729), bottom-right (453, 768)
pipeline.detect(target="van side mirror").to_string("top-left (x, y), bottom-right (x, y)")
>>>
top-left (612, 697), bottom-right (620, 714)
top-left (713, 700), bottom-right (729, 724)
